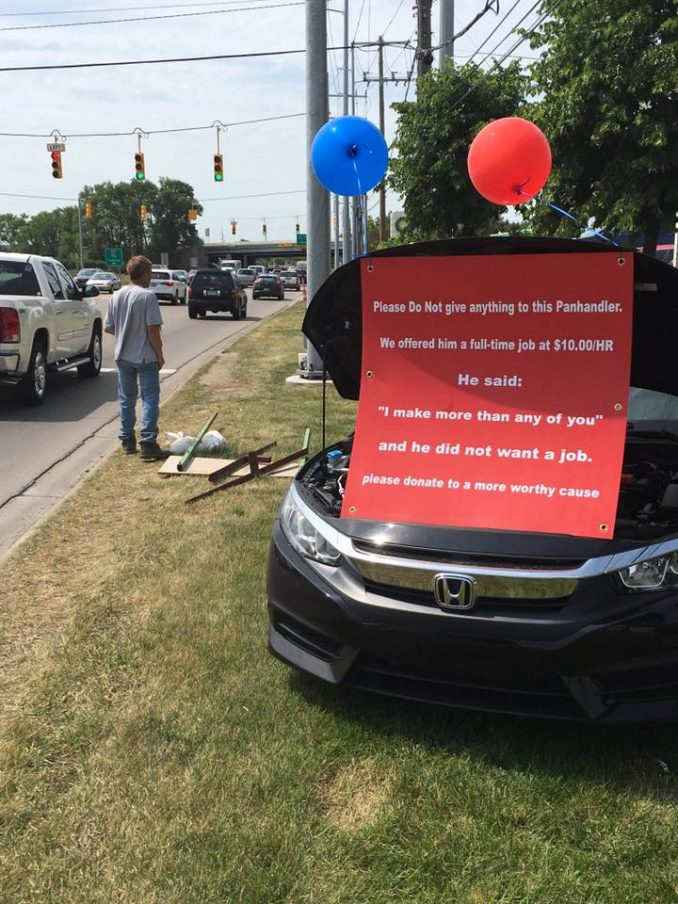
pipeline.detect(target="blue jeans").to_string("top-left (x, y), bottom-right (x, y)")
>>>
top-left (116, 359), bottom-right (161, 444)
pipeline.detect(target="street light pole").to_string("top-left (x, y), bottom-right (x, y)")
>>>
top-left (304, 0), bottom-right (330, 378)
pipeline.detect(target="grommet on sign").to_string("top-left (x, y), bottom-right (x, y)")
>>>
top-left (365, 370), bottom-right (374, 379)
top-left (599, 523), bottom-right (608, 532)
top-left (367, 263), bottom-right (374, 272)
top-left (613, 402), bottom-right (623, 412)
top-left (617, 256), bottom-right (626, 266)
top-left (349, 505), bottom-right (356, 513)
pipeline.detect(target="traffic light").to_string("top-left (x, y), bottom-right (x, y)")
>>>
top-left (140, 204), bottom-right (148, 220)
top-left (262, 222), bottom-right (267, 238)
top-left (213, 154), bottom-right (223, 182)
top-left (134, 152), bottom-right (145, 181)
top-left (295, 221), bottom-right (300, 234)
top-left (188, 208), bottom-right (198, 221)
top-left (84, 201), bottom-right (93, 219)
top-left (51, 151), bottom-right (62, 179)
top-left (231, 220), bottom-right (237, 235)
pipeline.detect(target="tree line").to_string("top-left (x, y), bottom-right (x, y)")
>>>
top-left (0, 178), bottom-right (203, 271)
top-left (388, 0), bottom-right (677, 254)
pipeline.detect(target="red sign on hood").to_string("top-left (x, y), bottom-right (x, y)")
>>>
top-left (341, 252), bottom-right (633, 538)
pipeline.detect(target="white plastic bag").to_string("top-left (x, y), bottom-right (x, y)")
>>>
top-left (165, 430), bottom-right (228, 454)
top-left (166, 431), bottom-right (195, 455)
top-left (199, 430), bottom-right (228, 452)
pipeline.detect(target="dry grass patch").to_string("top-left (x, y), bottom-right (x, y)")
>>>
top-left (197, 350), bottom-right (256, 400)
top-left (321, 757), bottom-right (394, 830)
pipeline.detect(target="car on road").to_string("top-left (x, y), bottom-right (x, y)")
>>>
top-left (74, 267), bottom-right (99, 289)
top-left (187, 268), bottom-right (247, 320)
top-left (86, 271), bottom-right (121, 293)
top-left (280, 269), bottom-right (300, 291)
top-left (150, 269), bottom-right (187, 305)
top-left (237, 267), bottom-right (256, 288)
top-left (253, 274), bottom-right (284, 300)
top-left (251, 265), bottom-right (266, 278)
top-left (267, 235), bottom-right (678, 725)
top-left (0, 252), bottom-right (102, 405)
top-left (172, 269), bottom-right (189, 284)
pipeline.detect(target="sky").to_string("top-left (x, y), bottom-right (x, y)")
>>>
top-left (0, 0), bottom-right (543, 246)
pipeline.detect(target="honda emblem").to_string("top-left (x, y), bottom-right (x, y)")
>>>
top-left (433, 574), bottom-right (477, 611)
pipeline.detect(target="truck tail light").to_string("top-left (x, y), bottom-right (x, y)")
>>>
top-left (0, 307), bottom-right (20, 343)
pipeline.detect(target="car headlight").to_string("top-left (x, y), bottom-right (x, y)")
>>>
top-left (280, 494), bottom-right (342, 566)
top-left (617, 552), bottom-right (678, 591)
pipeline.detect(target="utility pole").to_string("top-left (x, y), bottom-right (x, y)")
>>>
top-left (363, 49), bottom-right (410, 246)
top-left (304, 0), bottom-right (330, 378)
top-left (417, 0), bottom-right (434, 77)
top-left (377, 35), bottom-right (386, 243)
top-left (439, 0), bottom-right (454, 67)
top-left (342, 0), bottom-right (352, 265)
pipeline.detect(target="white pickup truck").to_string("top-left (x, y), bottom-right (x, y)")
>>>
top-left (0, 252), bottom-right (103, 405)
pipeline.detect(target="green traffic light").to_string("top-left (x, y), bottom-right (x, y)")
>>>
top-left (214, 173), bottom-right (223, 182)
top-left (135, 172), bottom-right (145, 181)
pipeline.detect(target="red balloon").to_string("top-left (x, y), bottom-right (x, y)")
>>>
top-left (467, 117), bottom-right (552, 206)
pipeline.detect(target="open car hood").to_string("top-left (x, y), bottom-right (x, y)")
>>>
top-left (302, 236), bottom-right (678, 401)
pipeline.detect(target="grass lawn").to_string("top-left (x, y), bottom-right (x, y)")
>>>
top-left (1, 301), bottom-right (678, 903)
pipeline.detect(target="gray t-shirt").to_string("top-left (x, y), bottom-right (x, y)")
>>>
top-left (104, 284), bottom-right (163, 364)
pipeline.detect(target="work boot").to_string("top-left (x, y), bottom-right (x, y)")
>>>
top-left (139, 441), bottom-right (171, 461)
top-left (121, 436), bottom-right (137, 454)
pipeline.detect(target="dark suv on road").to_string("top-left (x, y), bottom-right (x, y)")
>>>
top-left (267, 236), bottom-right (678, 725)
top-left (187, 268), bottom-right (247, 320)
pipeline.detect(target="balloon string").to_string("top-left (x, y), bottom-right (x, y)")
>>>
top-left (351, 156), bottom-right (368, 255)
top-left (514, 187), bottom-right (619, 246)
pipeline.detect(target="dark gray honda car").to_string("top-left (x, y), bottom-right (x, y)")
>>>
top-left (267, 236), bottom-right (678, 724)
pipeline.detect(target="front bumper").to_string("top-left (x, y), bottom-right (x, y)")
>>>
top-left (267, 517), bottom-right (678, 724)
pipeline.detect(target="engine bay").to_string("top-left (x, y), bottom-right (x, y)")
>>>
top-left (301, 435), bottom-right (678, 541)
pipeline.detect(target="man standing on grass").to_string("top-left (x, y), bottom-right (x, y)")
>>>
top-left (104, 255), bottom-right (170, 461)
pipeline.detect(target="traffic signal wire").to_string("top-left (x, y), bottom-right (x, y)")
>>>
top-left (0, 112), bottom-right (305, 139)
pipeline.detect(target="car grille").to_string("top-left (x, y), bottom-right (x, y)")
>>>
top-left (346, 655), bottom-right (582, 719)
top-left (351, 539), bottom-right (587, 570)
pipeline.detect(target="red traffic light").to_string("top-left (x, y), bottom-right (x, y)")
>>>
top-left (50, 151), bottom-right (62, 179)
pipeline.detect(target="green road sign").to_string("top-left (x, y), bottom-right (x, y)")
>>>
top-left (296, 233), bottom-right (307, 245)
top-left (104, 247), bottom-right (124, 270)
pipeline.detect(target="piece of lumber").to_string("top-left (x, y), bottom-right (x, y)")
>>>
top-left (186, 445), bottom-right (308, 503)
top-left (177, 411), bottom-right (218, 472)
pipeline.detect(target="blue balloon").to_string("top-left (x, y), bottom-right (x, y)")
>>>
top-left (311, 116), bottom-right (388, 196)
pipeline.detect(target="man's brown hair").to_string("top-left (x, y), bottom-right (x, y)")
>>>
top-left (126, 255), bottom-right (153, 282)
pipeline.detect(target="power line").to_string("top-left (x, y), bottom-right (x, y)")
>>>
top-left (0, 1), bottom-right (302, 32)
top-left (0, 112), bottom-right (305, 139)
top-left (0, 1), bottom-right (248, 17)
top-left (0, 40), bottom-right (396, 74)
top-left (0, 188), bottom-right (305, 204)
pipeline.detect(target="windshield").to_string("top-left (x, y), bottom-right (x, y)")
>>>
top-left (628, 388), bottom-right (678, 429)
top-left (194, 272), bottom-right (233, 288)
top-left (0, 261), bottom-right (40, 296)
top-left (152, 271), bottom-right (170, 280)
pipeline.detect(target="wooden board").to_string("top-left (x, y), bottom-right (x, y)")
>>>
top-left (159, 456), bottom-right (300, 478)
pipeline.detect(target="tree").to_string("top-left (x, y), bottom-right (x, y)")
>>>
top-left (146, 178), bottom-right (202, 263)
top-left (0, 213), bottom-right (29, 250)
top-left (522, 0), bottom-right (678, 253)
top-left (388, 61), bottom-right (528, 240)
top-left (17, 208), bottom-right (81, 269)
top-left (78, 178), bottom-right (202, 269)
